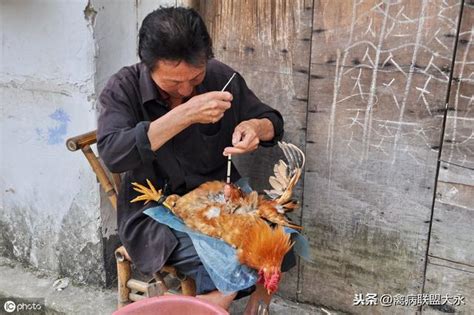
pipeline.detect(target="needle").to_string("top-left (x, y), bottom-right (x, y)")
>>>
top-left (226, 155), bottom-right (232, 184)
top-left (221, 73), bottom-right (236, 185)
top-left (221, 73), bottom-right (236, 92)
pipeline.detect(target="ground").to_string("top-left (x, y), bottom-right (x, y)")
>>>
top-left (0, 256), bottom-right (330, 314)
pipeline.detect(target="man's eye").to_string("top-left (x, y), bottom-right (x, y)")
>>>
top-left (191, 74), bottom-right (204, 83)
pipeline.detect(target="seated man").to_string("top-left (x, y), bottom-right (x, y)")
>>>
top-left (97, 6), bottom-right (294, 313)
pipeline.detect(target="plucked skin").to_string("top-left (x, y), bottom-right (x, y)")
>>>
top-left (131, 180), bottom-right (295, 294)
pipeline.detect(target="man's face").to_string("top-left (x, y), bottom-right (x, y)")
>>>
top-left (150, 60), bottom-right (206, 99)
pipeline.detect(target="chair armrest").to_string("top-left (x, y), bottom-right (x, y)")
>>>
top-left (66, 130), bottom-right (97, 151)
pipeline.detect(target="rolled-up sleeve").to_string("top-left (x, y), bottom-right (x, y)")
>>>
top-left (233, 73), bottom-right (284, 147)
top-left (97, 79), bottom-right (154, 173)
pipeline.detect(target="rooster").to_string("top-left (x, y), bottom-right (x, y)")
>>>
top-left (131, 142), bottom-right (305, 294)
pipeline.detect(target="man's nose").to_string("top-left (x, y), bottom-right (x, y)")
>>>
top-left (178, 81), bottom-right (194, 97)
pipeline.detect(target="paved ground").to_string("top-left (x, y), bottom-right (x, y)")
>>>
top-left (0, 256), bottom-right (116, 314)
top-left (230, 295), bottom-right (331, 315)
top-left (0, 256), bottom-right (330, 314)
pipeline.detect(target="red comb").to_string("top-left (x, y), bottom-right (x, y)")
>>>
top-left (265, 271), bottom-right (280, 293)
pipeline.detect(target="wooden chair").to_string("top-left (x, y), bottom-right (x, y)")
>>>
top-left (66, 130), bottom-right (196, 309)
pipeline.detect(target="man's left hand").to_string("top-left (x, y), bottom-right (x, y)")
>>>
top-left (223, 119), bottom-right (261, 156)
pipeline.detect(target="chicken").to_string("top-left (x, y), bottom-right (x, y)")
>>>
top-left (131, 142), bottom-right (305, 294)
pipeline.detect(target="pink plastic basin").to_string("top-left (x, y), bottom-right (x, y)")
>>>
top-left (113, 295), bottom-right (229, 315)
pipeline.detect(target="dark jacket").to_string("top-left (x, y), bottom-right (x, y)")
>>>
top-left (97, 59), bottom-right (284, 275)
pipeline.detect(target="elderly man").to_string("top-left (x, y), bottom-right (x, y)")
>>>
top-left (97, 6), bottom-right (293, 312)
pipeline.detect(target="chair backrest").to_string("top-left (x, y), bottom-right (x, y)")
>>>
top-left (66, 130), bottom-right (121, 210)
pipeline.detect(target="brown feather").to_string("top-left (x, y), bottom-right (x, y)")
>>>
top-left (131, 180), bottom-right (297, 280)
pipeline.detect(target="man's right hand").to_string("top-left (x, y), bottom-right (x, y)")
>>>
top-left (147, 91), bottom-right (232, 151)
top-left (183, 91), bottom-right (233, 124)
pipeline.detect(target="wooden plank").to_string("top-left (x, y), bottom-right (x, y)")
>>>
top-left (436, 178), bottom-right (474, 210)
top-left (422, 256), bottom-right (474, 314)
top-left (300, 0), bottom-right (461, 312)
top-left (429, 200), bottom-right (474, 266)
top-left (428, 161), bottom-right (474, 267)
top-left (430, 162), bottom-right (474, 267)
top-left (426, 4), bottom-right (474, 309)
top-left (198, 0), bottom-right (313, 298)
top-left (310, 0), bottom-right (459, 69)
top-left (441, 1), bottom-right (474, 169)
top-left (438, 160), bottom-right (474, 187)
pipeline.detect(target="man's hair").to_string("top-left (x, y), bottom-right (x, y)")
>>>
top-left (138, 7), bottom-right (214, 70)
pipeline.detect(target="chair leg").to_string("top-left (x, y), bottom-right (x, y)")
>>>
top-left (115, 246), bottom-right (132, 309)
top-left (153, 272), bottom-right (169, 294)
top-left (161, 265), bottom-right (196, 296)
top-left (180, 275), bottom-right (196, 296)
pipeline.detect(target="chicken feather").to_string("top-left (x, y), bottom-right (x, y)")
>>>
top-left (130, 142), bottom-right (306, 294)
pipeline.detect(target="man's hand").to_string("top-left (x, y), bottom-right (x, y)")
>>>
top-left (223, 118), bottom-right (274, 156)
top-left (147, 91), bottom-right (232, 151)
top-left (183, 91), bottom-right (233, 124)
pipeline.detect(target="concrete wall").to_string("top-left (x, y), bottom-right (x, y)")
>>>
top-left (0, 1), bottom-right (103, 284)
top-left (0, 0), bottom-right (173, 286)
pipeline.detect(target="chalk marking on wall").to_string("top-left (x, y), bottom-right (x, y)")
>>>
top-left (388, 57), bottom-right (407, 77)
top-left (348, 110), bottom-right (364, 129)
top-left (460, 94), bottom-right (473, 105)
top-left (381, 43), bottom-right (451, 58)
top-left (448, 27), bottom-right (473, 164)
top-left (351, 68), bottom-right (365, 99)
top-left (327, 49), bottom-right (341, 191)
top-left (436, 115), bottom-right (474, 121)
top-left (345, 131), bottom-right (358, 155)
top-left (338, 93), bottom-right (376, 104)
top-left (383, 78), bottom-right (395, 87)
top-left (401, 13), bottom-right (416, 23)
top-left (365, 16), bottom-right (376, 38)
top-left (362, 1), bottom-right (391, 162)
top-left (345, 40), bottom-right (378, 52)
top-left (459, 30), bottom-right (474, 36)
top-left (408, 152), bottom-right (423, 166)
top-left (438, 0), bottom-right (459, 28)
top-left (435, 35), bottom-right (450, 52)
top-left (392, 0), bottom-right (428, 164)
top-left (362, 46), bottom-right (376, 68)
top-left (381, 53), bottom-right (393, 68)
top-left (374, 119), bottom-right (420, 126)
top-left (416, 75), bottom-right (433, 115)
top-left (421, 56), bottom-right (450, 82)
top-left (370, 137), bottom-right (389, 157)
top-left (326, 0), bottom-right (359, 194)
top-left (392, 34), bottom-right (412, 37)
top-left (392, 92), bottom-right (401, 110)
top-left (460, 131), bottom-right (474, 145)
top-left (384, 5), bottom-right (403, 40)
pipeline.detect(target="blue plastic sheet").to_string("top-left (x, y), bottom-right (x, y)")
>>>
top-left (143, 179), bottom-right (311, 294)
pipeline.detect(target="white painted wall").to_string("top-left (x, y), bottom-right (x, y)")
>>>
top-left (0, 0), bottom-right (181, 285)
top-left (93, 0), bottom-right (176, 92)
top-left (91, 0), bottom-right (175, 241)
top-left (92, 0), bottom-right (138, 93)
top-left (0, 0), bottom-right (106, 283)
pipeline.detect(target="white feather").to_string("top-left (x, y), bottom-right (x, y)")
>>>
top-left (205, 206), bottom-right (221, 219)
